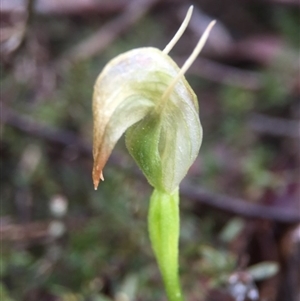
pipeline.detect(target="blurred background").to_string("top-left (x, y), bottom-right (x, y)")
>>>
top-left (1, 0), bottom-right (300, 300)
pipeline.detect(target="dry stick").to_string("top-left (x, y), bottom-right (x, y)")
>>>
top-left (176, 56), bottom-right (262, 91)
top-left (248, 113), bottom-right (300, 138)
top-left (58, 0), bottom-right (160, 66)
top-left (181, 184), bottom-right (300, 224)
top-left (2, 107), bottom-right (91, 156)
top-left (2, 0), bottom-right (36, 56)
top-left (260, 0), bottom-right (300, 6)
top-left (35, 0), bottom-right (128, 15)
top-left (3, 108), bottom-right (300, 224)
top-left (0, 217), bottom-right (87, 243)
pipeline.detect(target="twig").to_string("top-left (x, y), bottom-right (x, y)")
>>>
top-left (1, 0), bottom-right (137, 16)
top-left (0, 217), bottom-right (87, 243)
top-left (1, 0), bottom-right (36, 56)
top-left (58, 0), bottom-right (160, 66)
top-left (1, 106), bottom-right (91, 156)
top-left (181, 183), bottom-right (300, 224)
top-left (176, 56), bottom-right (262, 91)
top-left (35, 0), bottom-right (128, 15)
top-left (254, 0), bottom-right (300, 6)
top-left (248, 113), bottom-right (300, 138)
top-left (3, 109), bottom-right (300, 224)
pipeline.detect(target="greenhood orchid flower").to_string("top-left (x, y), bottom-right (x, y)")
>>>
top-left (92, 6), bottom-right (215, 300)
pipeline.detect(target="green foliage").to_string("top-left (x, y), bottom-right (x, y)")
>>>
top-left (247, 262), bottom-right (279, 281)
top-left (274, 7), bottom-right (300, 47)
top-left (198, 245), bottom-right (236, 280)
top-left (219, 86), bottom-right (254, 144)
top-left (243, 146), bottom-right (277, 191)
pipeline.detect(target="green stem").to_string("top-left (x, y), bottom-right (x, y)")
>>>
top-left (148, 188), bottom-right (183, 301)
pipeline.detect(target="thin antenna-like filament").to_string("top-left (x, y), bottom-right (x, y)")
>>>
top-left (163, 6), bottom-right (193, 54)
top-left (161, 20), bottom-right (216, 105)
top-left (175, 20), bottom-right (216, 79)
